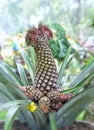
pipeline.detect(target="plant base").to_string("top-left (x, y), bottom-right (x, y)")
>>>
top-left (0, 120), bottom-right (94, 130)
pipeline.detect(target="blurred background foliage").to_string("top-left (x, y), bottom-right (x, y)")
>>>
top-left (0, 0), bottom-right (94, 38)
top-left (0, 0), bottom-right (94, 65)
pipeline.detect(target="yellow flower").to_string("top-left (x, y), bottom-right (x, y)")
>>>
top-left (26, 102), bottom-right (37, 112)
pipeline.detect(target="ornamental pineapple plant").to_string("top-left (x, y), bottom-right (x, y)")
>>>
top-left (19, 24), bottom-right (73, 113)
top-left (0, 23), bottom-right (94, 130)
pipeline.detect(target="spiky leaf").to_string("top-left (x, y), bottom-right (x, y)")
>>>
top-left (56, 85), bottom-right (94, 129)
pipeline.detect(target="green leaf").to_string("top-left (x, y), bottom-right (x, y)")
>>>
top-left (63, 72), bottom-right (94, 94)
top-left (33, 109), bottom-right (48, 129)
top-left (0, 73), bottom-right (9, 83)
top-left (56, 85), bottom-right (94, 128)
top-left (58, 46), bottom-right (72, 86)
top-left (0, 100), bottom-right (30, 110)
top-left (0, 67), bottom-right (27, 99)
top-left (76, 110), bottom-right (86, 121)
top-left (4, 105), bottom-right (21, 130)
top-left (69, 60), bottom-right (94, 88)
top-left (0, 83), bottom-right (15, 100)
top-left (85, 107), bottom-right (94, 116)
top-left (17, 63), bottom-right (29, 86)
top-left (0, 63), bottom-right (22, 86)
top-left (28, 46), bottom-right (36, 70)
top-left (49, 23), bottom-right (71, 61)
top-left (73, 72), bottom-right (94, 94)
top-left (0, 78), bottom-right (27, 100)
top-left (62, 85), bottom-right (80, 94)
top-left (20, 49), bottom-right (34, 84)
top-left (1, 100), bottom-right (40, 130)
top-left (49, 113), bottom-right (57, 130)
top-left (21, 110), bottom-right (40, 130)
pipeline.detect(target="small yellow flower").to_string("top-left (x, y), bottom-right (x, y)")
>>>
top-left (26, 102), bottom-right (37, 112)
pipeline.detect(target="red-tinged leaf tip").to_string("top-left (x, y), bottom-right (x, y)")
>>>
top-left (25, 24), bottom-right (53, 47)
top-left (38, 25), bottom-right (53, 39)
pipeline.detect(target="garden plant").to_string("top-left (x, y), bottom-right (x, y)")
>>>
top-left (0, 24), bottom-right (94, 130)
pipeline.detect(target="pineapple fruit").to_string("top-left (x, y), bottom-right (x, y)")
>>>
top-left (19, 25), bottom-right (73, 113)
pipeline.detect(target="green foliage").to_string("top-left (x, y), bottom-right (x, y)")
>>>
top-left (0, 0), bottom-right (94, 39)
top-left (85, 56), bottom-right (94, 65)
top-left (56, 85), bottom-right (94, 128)
top-left (58, 46), bottom-right (72, 86)
top-left (0, 63), bottom-right (23, 86)
top-left (89, 13), bottom-right (94, 28)
top-left (0, 49), bottom-right (48, 130)
top-left (68, 60), bottom-right (94, 92)
top-left (49, 113), bottom-right (57, 130)
top-left (20, 49), bottom-right (35, 84)
top-left (76, 110), bottom-right (86, 121)
top-left (90, 17), bottom-right (94, 28)
top-left (4, 106), bottom-right (21, 130)
top-left (17, 63), bottom-right (29, 86)
top-left (49, 23), bottom-right (72, 61)
top-left (0, 46), bottom-right (94, 130)
top-left (0, 110), bottom-right (7, 120)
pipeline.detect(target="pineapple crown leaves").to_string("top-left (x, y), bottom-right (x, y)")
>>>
top-left (25, 24), bottom-right (53, 46)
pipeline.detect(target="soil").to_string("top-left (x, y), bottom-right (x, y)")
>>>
top-left (0, 120), bottom-right (30, 130)
top-left (0, 120), bottom-right (94, 130)
top-left (85, 102), bottom-right (94, 123)
top-left (60, 121), bottom-right (94, 130)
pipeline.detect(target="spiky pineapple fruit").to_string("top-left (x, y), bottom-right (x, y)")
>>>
top-left (19, 25), bottom-right (73, 113)
top-left (26, 25), bottom-right (58, 94)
